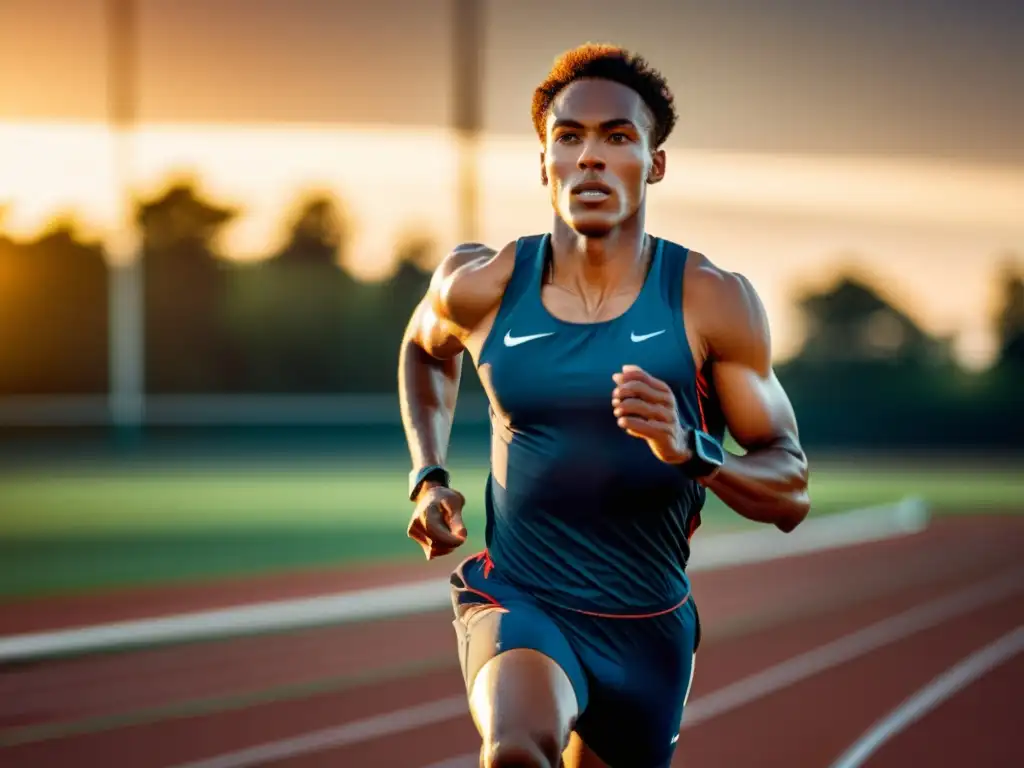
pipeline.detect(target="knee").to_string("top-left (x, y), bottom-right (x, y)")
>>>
top-left (470, 649), bottom-right (578, 768)
top-left (483, 729), bottom-right (564, 768)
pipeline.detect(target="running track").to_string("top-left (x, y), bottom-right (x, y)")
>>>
top-left (1, 514), bottom-right (1021, 767)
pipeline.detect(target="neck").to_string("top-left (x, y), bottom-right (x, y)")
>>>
top-left (549, 211), bottom-right (648, 295)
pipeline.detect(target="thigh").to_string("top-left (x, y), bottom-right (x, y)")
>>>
top-left (470, 644), bottom-right (579, 764)
top-left (450, 554), bottom-right (590, 758)
top-left (571, 598), bottom-right (700, 768)
top-left (563, 732), bottom-right (610, 768)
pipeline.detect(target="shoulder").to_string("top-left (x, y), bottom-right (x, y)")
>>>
top-left (432, 242), bottom-right (499, 281)
top-left (429, 240), bottom-right (518, 331)
top-left (684, 250), bottom-right (771, 373)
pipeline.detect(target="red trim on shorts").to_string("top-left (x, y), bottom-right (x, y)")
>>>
top-left (565, 592), bottom-right (690, 620)
top-left (468, 550), bottom-right (688, 619)
top-left (459, 551), bottom-right (501, 607)
top-left (470, 549), bottom-right (495, 578)
top-left (463, 585), bottom-right (502, 606)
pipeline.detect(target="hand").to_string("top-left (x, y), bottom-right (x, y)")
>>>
top-left (612, 364), bottom-right (692, 464)
top-left (407, 484), bottom-right (468, 560)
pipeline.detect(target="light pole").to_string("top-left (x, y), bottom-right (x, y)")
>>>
top-left (452, 0), bottom-right (483, 245)
top-left (107, 0), bottom-right (144, 431)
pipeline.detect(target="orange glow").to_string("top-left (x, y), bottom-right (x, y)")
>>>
top-left (1, 119), bottom-right (1021, 367)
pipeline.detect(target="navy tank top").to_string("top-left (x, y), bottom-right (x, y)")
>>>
top-left (475, 233), bottom-right (725, 616)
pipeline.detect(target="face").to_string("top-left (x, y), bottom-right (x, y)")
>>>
top-left (541, 78), bottom-right (666, 238)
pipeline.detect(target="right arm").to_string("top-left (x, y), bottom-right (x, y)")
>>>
top-left (399, 241), bottom-right (514, 557)
top-left (397, 288), bottom-right (466, 476)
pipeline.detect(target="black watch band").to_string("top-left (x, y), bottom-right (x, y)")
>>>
top-left (680, 429), bottom-right (726, 478)
top-left (409, 464), bottom-right (450, 501)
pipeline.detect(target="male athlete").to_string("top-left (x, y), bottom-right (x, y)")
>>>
top-left (398, 44), bottom-right (810, 768)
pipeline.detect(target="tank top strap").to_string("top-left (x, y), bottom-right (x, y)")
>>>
top-left (500, 235), bottom-right (549, 322)
top-left (632, 234), bottom-right (667, 310)
top-left (656, 238), bottom-right (690, 331)
top-left (526, 232), bottom-right (551, 289)
top-left (479, 234), bottom-right (549, 362)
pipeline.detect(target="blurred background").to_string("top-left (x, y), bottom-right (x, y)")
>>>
top-left (0, 2), bottom-right (1022, 764)
top-left (1, 0), bottom-right (1021, 595)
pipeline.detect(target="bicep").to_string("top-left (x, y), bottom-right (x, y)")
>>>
top-left (406, 295), bottom-right (466, 360)
top-left (702, 269), bottom-right (800, 452)
top-left (711, 362), bottom-right (800, 452)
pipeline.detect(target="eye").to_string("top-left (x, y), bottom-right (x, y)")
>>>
top-left (556, 132), bottom-right (580, 144)
top-left (608, 132), bottom-right (630, 144)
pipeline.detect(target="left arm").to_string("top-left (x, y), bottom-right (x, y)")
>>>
top-left (695, 268), bottom-right (810, 532)
top-left (702, 365), bottom-right (809, 532)
top-left (612, 261), bottom-right (809, 532)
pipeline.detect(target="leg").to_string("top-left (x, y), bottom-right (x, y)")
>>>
top-left (567, 598), bottom-right (700, 768)
top-left (470, 641), bottom-right (578, 767)
top-left (450, 554), bottom-right (588, 768)
top-left (562, 732), bottom-right (609, 768)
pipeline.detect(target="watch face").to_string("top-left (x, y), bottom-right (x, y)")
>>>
top-left (695, 432), bottom-right (725, 465)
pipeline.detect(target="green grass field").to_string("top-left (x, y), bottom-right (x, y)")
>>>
top-left (1, 461), bottom-right (1020, 600)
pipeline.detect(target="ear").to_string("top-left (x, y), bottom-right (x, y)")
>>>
top-left (647, 148), bottom-right (666, 185)
top-left (540, 150), bottom-right (549, 186)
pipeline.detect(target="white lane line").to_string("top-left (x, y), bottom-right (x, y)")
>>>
top-left (174, 696), bottom-right (467, 768)
top-left (0, 498), bottom-right (927, 663)
top-left (829, 625), bottom-right (1024, 768)
top-left (172, 568), bottom-right (1023, 768)
top-left (680, 567), bottom-right (1023, 728)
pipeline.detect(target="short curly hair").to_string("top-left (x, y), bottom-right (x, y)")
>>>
top-left (531, 43), bottom-right (677, 148)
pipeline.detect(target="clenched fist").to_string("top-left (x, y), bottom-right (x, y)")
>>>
top-left (612, 364), bottom-right (693, 465)
top-left (407, 484), bottom-right (468, 560)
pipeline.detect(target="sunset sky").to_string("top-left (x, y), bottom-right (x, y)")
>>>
top-left (1, 0), bottom-right (1022, 367)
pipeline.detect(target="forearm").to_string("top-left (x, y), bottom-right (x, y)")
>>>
top-left (703, 440), bottom-right (809, 532)
top-left (398, 338), bottom-right (463, 469)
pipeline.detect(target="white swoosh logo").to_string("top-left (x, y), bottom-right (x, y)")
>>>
top-left (631, 329), bottom-right (667, 342)
top-left (504, 330), bottom-right (555, 347)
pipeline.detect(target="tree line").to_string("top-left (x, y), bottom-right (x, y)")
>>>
top-left (1, 179), bottom-right (1021, 448)
top-left (0, 182), bottom-right (442, 395)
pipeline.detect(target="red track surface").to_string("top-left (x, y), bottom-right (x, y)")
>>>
top-left (1, 514), bottom-right (1021, 768)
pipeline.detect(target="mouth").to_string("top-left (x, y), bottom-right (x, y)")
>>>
top-left (571, 180), bottom-right (612, 202)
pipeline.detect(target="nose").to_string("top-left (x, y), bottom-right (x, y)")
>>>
top-left (577, 138), bottom-right (605, 171)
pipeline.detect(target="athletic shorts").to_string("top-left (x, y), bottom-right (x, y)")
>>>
top-left (449, 551), bottom-right (701, 768)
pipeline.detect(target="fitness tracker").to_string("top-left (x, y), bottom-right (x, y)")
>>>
top-left (408, 464), bottom-right (450, 501)
top-left (681, 429), bottom-right (725, 478)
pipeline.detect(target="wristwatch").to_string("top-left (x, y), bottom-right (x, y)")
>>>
top-left (681, 429), bottom-right (725, 478)
top-left (408, 464), bottom-right (450, 501)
